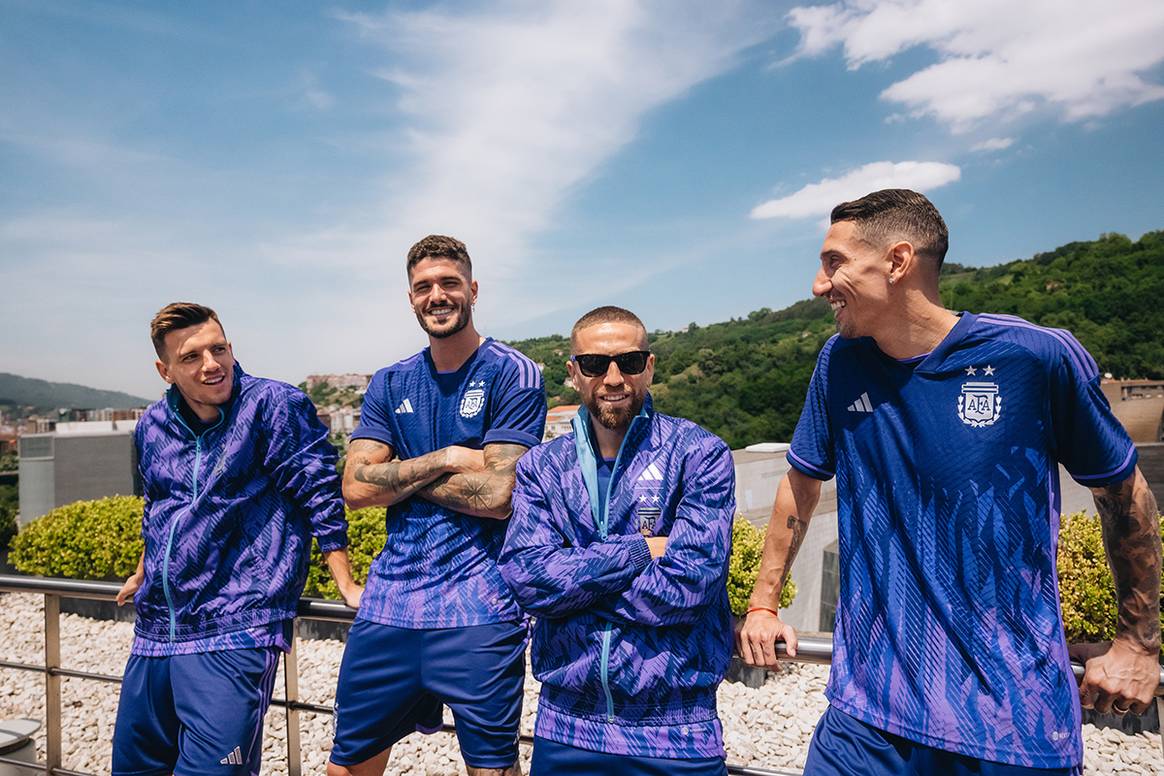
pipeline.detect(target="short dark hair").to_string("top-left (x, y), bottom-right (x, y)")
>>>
top-left (150, 302), bottom-right (223, 359)
top-left (571, 306), bottom-right (648, 351)
top-left (830, 189), bottom-right (949, 267)
top-left (406, 235), bottom-right (472, 278)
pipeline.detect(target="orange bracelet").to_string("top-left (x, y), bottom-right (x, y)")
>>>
top-left (745, 606), bottom-right (779, 617)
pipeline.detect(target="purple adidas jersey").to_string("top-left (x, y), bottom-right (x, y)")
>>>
top-left (788, 313), bottom-right (1136, 769)
top-left (353, 338), bottom-right (546, 629)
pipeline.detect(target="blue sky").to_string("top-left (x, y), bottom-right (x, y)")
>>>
top-left (2, 0), bottom-right (1163, 399)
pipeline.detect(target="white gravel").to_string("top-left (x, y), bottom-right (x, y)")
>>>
top-left (0, 592), bottom-right (1160, 774)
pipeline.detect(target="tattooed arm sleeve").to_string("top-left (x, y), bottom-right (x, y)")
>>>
top-left (747, 468), bottom-right (822, 612)
top-left (1091, 467), bottom-right (1162, 655)
top-left (418, 442), bottom-right (528, 519)
top-left (342, 438), bottom-right (454, 509)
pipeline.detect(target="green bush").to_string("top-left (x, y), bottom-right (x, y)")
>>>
top-left (728, 517), bottom-right (795, 616)
top-left (0, 507), bottom-right (16, 554)
top-left (9, 495), bottom-right (144, 579)
top-left (1058, 510), bottom-right (1164, 655)
top-left (305, 506), bottom-right (385, 598)
top-left (0, 483), bottom-right (17, 552)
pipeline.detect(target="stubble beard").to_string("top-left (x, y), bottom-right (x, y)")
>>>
top-left (587, 390), bottom-right (645, 431)
top-left (417, 303), bottom-right (471, 339)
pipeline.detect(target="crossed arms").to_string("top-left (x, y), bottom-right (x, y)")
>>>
top-left (343, 438), bottom-right (528, 519)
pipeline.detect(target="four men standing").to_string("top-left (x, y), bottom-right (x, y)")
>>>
top-left (112, 207), bottom-right (1159, 775)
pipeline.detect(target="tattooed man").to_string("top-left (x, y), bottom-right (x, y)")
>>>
top-left (328, 235), bottom-right (546, 776)
top-left (500, 306), bottom-right (736, 775)
top-left (737, 189), bottom-right (1160, 776)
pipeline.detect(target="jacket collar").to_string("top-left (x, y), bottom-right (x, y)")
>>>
top-left (571, 394), bottom-right (654, 533)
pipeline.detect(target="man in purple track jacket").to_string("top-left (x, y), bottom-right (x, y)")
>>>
top-left (111, 302), bottom-right (360, 776)
top-left (499, 305), bottom-right (736, 776)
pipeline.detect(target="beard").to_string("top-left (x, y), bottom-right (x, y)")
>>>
top-left (416, 302), bottom-right (471, 339)
top-left (586, 390), bottom-right (645, 432)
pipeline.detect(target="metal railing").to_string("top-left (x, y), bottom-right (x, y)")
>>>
top-left (0, 574), bottom-right (1160, 775)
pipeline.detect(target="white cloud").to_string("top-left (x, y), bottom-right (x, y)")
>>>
top-left (970, 137), bottom-right (1014, 153)
top-left (278, 0), bottom-right (775, 286)
top-left (787, 0), bottom-right (1164, 131)
top-left (750, 161), bottom-right (961, 220)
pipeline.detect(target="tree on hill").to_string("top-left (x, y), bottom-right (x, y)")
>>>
top-left (507, 230), bottom-right (1164, 449)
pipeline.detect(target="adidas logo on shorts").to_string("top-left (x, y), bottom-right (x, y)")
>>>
top-left (220, 746), bottom-right (243, 766)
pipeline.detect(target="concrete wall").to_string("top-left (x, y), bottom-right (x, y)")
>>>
top-left (17, 431), bottom-right (137, 524)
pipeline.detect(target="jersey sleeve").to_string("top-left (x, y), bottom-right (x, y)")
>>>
top-left (787, 337), bottom-right (836, 481)
top-left (1048, 331), bottom-right (1137, 487)
top-left (484, 355), bottom-right (547, 448)
top-left (350, 369), bottom-right (396, 450)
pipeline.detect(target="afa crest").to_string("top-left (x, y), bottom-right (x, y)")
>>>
top-left (958, 381), bottom-right (1002, 427)
top-left (459, 380), bottom-right (487, 419)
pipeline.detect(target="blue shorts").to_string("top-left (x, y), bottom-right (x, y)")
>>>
top-left (531, 737), bottom-right (727, 775)
top-left (330, 619), bottom-right (526, 769)
top-left (111, 647), bottom-right (280, 776)
top-left (804, 705), bottom-right (1082, 776)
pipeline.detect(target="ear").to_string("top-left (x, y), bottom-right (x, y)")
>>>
top-left (470, 278), bottom-right (479, 305)
top-left (887, 240), bottom-right (916, 285)
top-left (565, 358), bottom-right (578, 383)
top-left (644, 353), bottom-right (656, 385)
top-left (155, 359), bottom-right (171, 384)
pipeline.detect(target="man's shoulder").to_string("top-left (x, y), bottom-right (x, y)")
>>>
top-left (480, 339), bottom-right (542, 390)
top-left (966, 313), bottom-right (1093, 372)
top-left (518, 434), bottom-right (575, 472)
top-left (237, 373), bottom-right (309, 407)
top-left (650, 412), bottom-right (729, 458)
top-left (378, 351), bottom-right (428, 378)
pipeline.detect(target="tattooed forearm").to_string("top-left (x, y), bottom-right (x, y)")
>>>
top-left (780, 514), bottom-right (810, 586)
top-left (343, 439), bottom-right (451, 509)
top-left (1092, 468), bottom-right (1162, 654)
top-left (748, 470), bottom-right (822, 610)
top-left (420, 443), bottom-right (527, 519)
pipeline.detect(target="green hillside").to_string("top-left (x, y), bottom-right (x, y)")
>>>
top-left (508, 231), bottom-right (1164, 449)
top-left (0, 373), bottom-right (152, 413)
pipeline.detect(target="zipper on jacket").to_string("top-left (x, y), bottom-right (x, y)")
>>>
top-left (161, 405), bottom-right (223, 641)
top-left (595, 410), bottom-right (646, 724)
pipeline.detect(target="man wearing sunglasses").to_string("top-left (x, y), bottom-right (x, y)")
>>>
top-left (328, 235), bottom-right (546, 776)
top-left (500, 306), bottom-right (736, 775)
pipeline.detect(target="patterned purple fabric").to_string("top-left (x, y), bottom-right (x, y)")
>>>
top-left (132, 365), bottom-right (347, 649)
top-left (788, 313), bottom-right (1137, 769)
top-left (131, 620), bottom-right (293, 656)
top-left (351, 339), bottom-right (546, 629)
top-left (499, 398), bottom-right (735, 759)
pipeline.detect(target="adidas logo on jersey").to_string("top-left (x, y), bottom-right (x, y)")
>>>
top-left (394, 398), bottom-right (414, 414)
top-left (846, 392), bottom-right (874, 413)
top-left (220, 746), bottom-right (243, 766)
top-left (638, 461), bottom-right (664, 481)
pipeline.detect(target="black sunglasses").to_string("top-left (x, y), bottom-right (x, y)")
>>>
top-left (571, 351), bottom-right (651, 378)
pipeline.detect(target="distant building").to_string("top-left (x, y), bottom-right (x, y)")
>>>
top-left (318, 405), bottom-right (360, 436)
top-left (305, 374), bottom-right (371, 393)
top-left (17, 420), bottom-right (139, 525)
top-left (544, 404), bottom-right (580, 440)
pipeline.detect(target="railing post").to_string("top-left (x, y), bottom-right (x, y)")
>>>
top-left (1158, 697), bottom-right (1163, 761)
top-left (284, 621), bottom-right (302, 776)
top-left (43, 594), bottom-right (61, 775)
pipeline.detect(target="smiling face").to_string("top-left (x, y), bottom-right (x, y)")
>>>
top-left (812, 219), bottom-right (895, 339)
top-left (568, 321), bottom-right (654, 432)
top-left (155, 320), bottom-right (235, 419)
top-left (408, 256), bottom-right (477, 339)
